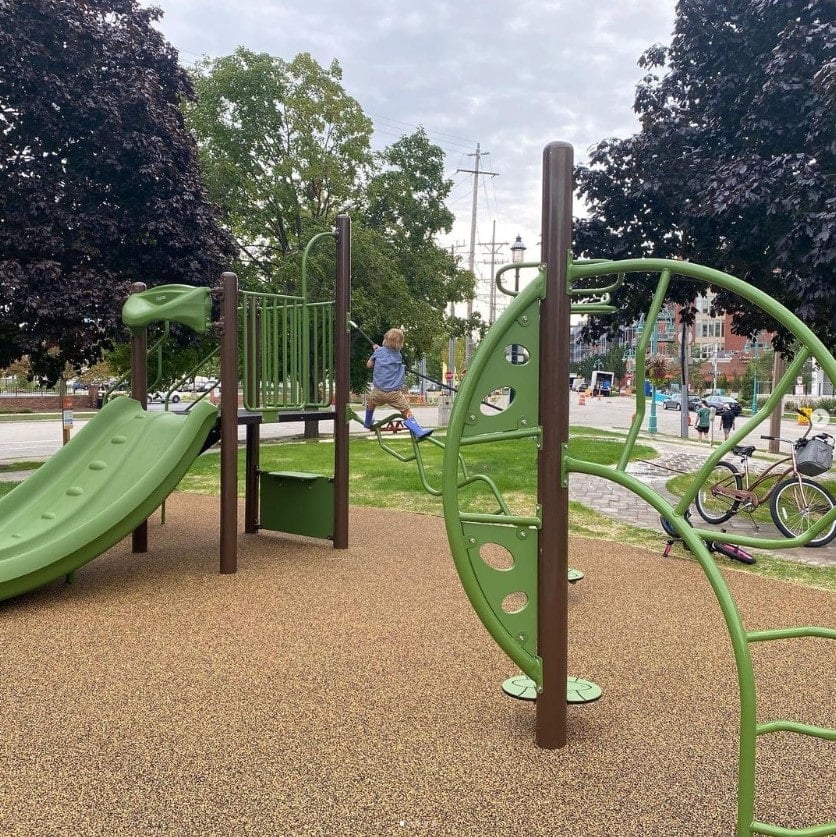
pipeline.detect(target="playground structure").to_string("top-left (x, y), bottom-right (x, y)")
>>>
top-left (0, 217), bottom-right (352, 603)
top-left (122, 218), bottom-right (353, 574)
top-left (435, 142), bottom-right (834, 837)
top-left (0, 143), bottom-right (833, 834)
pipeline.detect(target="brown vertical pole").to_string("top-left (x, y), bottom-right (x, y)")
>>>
top-left (768, 353), bottom-right (785, 454)
top-left (333, 214), bottom-right (351, 549)
top-left (129, 282), bottom-right (149, 554)
top-left (537, 141), bottom-right (573, 749)
top-left (244, 422), bottom-right (259, 534)
top-left (219, 271), bottom-right (239, 573)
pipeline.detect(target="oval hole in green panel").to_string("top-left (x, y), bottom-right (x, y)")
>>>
top-left (501, 591), bottom-right (528, 614)
top-left (479, 387), bottom-right (515, 416)
top-left (111, 435), bottom-right (127, 445)
top-left (480, 542), bottom-right (515, 570)
top-left (504, 344), bottom-right (530, 365)
top-left (88, 461), bottom-right (107, 471)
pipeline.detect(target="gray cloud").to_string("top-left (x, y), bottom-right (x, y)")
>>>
top-left (146, 0), bottom-right (676, 292)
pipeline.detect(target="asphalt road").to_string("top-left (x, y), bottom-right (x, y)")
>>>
top-left (0, 393), bottom-right (829, 464)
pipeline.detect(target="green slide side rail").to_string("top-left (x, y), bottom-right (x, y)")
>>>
top-left (0, 397), bottom-right (218, 603)
top-left (122, 284), bottom-right (212, 334)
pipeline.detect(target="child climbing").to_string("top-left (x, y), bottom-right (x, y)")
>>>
top-left (365, 328), bottom-right (433, 440)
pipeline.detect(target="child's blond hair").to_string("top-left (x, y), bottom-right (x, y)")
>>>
top-left (382, 328), bottom-right (404, 350)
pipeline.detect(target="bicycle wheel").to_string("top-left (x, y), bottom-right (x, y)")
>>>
top-left (695, 461), bottom-right (742, 524)
top-left (770, 478), bottom-right (836, 547)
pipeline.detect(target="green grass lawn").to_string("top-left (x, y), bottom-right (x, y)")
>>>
top-left (178, 432), bottom-right (658, 515)
top-left (1, 428), bottom-right (833, 590)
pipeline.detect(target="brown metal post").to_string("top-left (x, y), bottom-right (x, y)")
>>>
top-left (244, 421), bottom-right (259, 534)
top-left (768, 353), bottom-right (785, 454)
top-left (219, 271), bottom-right (239, 573)
top-left (129, 281), bottom-right (148, 554)
top-left (537, 142), bottom-right (573, 749)
top-left (333, 214), bottom-right (351, 549)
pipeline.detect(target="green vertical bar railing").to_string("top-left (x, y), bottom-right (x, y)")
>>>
top-left (239, 291), bottom-right (334, 412)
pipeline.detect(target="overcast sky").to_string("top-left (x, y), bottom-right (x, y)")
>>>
top-left (147, 0), bottom-right (677, 309)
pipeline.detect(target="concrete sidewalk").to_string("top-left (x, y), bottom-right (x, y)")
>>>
top-left (568, 438), bottom-right (836, 569)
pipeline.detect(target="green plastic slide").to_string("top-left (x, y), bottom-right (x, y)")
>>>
top-left (0, 397), bottom-right (218, 603)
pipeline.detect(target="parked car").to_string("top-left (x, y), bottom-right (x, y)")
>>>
top-left (149, 389), bottom-right (182, 404)
top-left (663, 395), bottom-right (701, 411)
top-left (704, 395), bottom-right (742, 416)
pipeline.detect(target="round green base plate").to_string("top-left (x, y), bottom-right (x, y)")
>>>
top-left (568, 568), bottom-right (584, 584)
top-left (501, 675), bottom-right (602, 703)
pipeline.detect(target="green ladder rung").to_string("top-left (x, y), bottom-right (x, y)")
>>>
top-left (749, 819), bottom-right (836, 837)
top-left (756, 720), bottom-right (836, 740)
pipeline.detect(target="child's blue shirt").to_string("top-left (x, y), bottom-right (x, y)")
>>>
top-left (371, 346), bottom-right (405, 391)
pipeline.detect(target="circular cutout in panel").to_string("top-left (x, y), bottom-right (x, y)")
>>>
top-left (479, 387), bottom-right (515, 416)
top-left (504, 344), bottom-right (530, 365)
top-left (480, 542), bottom-right (514, 571)
top-left (501, 591), bottom-right (528, 614)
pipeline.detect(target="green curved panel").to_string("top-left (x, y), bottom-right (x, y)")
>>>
top-left (461, 522), bottom-right (539, 661)
top-left (460, 298), bottom-right (541, 439)
top-left (0, 397), bottom-right (218, 603)
top-left (442, 273), bottom-right (545, 683)
top-left (122, 284), bottom-right (212, 334)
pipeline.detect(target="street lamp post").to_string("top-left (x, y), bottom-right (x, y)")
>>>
top-left (637, 309), bottom-right (673, 434)
top-left (745, 338), bottom-right (762, 415)
top-left (509, 235), bottom-right (527, 364)
top-left (637, 316), bottom-right (660, 434)
top-left (510, 234), bottom-right (527, 293)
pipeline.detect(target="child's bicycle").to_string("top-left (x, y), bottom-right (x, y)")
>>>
top-left (660, 512), bottom-right (756, 565)
top-left (693, 412), bottom-right (835, 547)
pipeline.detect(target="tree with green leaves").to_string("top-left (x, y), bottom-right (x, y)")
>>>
top-left (0, 0), bottom-right (234, 383)
top-left (574, 0), bottom-right (834, 353)
top-left (185, 51), bottom-right (473, 393)
top-left (186, 49), bottom-right (374, 289)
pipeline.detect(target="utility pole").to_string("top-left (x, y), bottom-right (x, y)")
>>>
top-left (447, 242), bottom-right (467, 382)
top-left (457, 143), bottom-right (498, 365)
top-left (680, 315), bottom-right (690, 438)
top-left (768, 352), bottom-right (785, 453)
top-left (478, 220), bottom-right (509, 325)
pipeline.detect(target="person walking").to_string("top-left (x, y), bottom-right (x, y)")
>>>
top-left (364, 328), bottom-right (433, 440)
top-left (695, 400), bottom-right (712, 442)
top-left (718, 405), bottom-right (735, 440)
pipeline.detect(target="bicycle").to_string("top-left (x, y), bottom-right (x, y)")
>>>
top-left (660, 512), bottom-right (756, 564)
top-left (693, 413), bottom-right (836, 547)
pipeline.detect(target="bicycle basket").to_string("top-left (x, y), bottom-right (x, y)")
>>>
top-left (795, 436), bottom-right (834, 477)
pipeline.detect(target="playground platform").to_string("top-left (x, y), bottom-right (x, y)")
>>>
top-left (1, 493), bottom-right (832, 835)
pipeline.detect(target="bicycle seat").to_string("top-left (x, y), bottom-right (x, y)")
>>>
top-left (732, 445), bottom-right (756, 458)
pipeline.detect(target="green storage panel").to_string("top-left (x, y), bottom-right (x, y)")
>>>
top-left (259, 471), bottom-right (334, 539)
